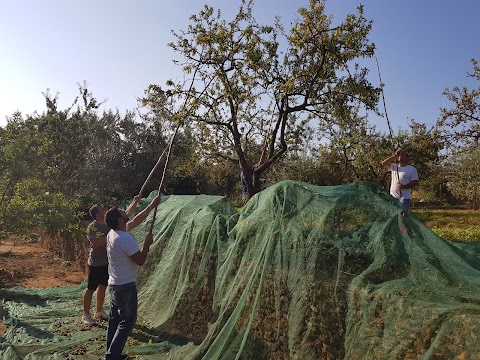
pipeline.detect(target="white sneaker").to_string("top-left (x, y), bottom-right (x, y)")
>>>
top-left (94, 310), bottom-right (109, 321)
top-left (82, 313), bottom-right (95, 325)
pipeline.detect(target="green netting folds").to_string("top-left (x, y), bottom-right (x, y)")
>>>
top-left (1, 180), bottom-right (480, 359)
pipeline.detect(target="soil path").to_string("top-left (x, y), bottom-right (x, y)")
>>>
top-left (0, 239), bottom-right (86, 336)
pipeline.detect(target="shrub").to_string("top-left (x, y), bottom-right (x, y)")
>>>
top-left (0, 179), bottom-right (81, 240)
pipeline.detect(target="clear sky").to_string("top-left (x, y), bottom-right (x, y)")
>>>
top-left (1, 0), bottom-right (478, 134)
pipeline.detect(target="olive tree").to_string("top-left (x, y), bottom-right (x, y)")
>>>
top-left (438, 58), bottom-right (480, 147)
top-left (444, 145), bottom-right (480, 209)
top-left (143, 0), bottom-right (380, 199)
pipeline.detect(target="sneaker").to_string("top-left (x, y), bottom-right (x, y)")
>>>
top-left (94, 310), bottom-right (109, 321)
top-left (81, 313), bottom-right (95, 325)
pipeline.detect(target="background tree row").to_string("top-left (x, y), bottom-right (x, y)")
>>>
top-left (1, 0), bottom-right (479, 240)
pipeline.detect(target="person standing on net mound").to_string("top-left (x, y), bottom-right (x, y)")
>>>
top-left (82, 195), bottom-right (146, 325)
top-left (382, 148), bottom-right (419, 212)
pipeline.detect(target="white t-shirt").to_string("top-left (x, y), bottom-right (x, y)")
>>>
top-left (106, 229), bottom-right (140, 285)
top-left (389, 163), bottom-right (419, 200)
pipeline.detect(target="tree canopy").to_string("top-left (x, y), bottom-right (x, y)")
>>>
top-left (143, 0), bottom-right (380, 199)
top-left (438, 59), bottom-right (480, 147)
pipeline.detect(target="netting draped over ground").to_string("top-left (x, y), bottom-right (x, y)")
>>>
top-left (1, 180), bottom-right (480, 359)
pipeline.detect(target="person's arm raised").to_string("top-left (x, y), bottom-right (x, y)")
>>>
top-left (126, 195), bottom-right (160, 231)
top-left (381, 148), bottom-right (402, 170)
top-left (125, 195), bottom-right (142, 217)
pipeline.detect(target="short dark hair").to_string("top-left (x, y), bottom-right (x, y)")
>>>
top-left (89, 204), bottom-right (100, 220)
top-left (105, 207), bottom-right (122, 230)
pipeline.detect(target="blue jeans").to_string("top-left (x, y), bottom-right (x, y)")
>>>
top-left (399, 198), bottom-right (411, 212)
top-left (105, 282), bottom-right (138, 360)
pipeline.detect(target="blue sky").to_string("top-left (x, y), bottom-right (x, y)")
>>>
top-left (1, 0), bottom-right (478, 134)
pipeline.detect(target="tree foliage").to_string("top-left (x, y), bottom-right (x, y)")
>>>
top-left (435, 58), bottom-right (480, 205)
top-left (0, 85), bottom-right (173, 239)
top-left (143, 0), bottom-right (380, 199)
top-left (0, 179), bottom-right (80, 239)
top-left (438, 58), bottom-right (480, 147)
top-left (314, 109), bottom-right (388, 184)
top-left (444, 146), bottom-right (480, 209)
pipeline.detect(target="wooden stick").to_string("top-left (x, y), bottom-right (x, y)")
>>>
top-left (137, 146), bottom-right (169, 198)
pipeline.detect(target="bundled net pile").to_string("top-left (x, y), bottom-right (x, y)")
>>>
top-left (1, 180), bottom-right (480, 359)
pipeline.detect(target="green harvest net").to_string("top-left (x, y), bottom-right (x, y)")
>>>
top-left (1, 180), bottom-right (480, 360)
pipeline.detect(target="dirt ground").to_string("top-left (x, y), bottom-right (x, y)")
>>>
top-left (0, 239), bottom-right (86, 336)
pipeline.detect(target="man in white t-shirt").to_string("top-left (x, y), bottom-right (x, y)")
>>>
top-left (82, 196), bottom-right (141, 326)
top-left (103, 195), bottom-right (160, 360)
top-left (382, 148), bottom-right (419, 212)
